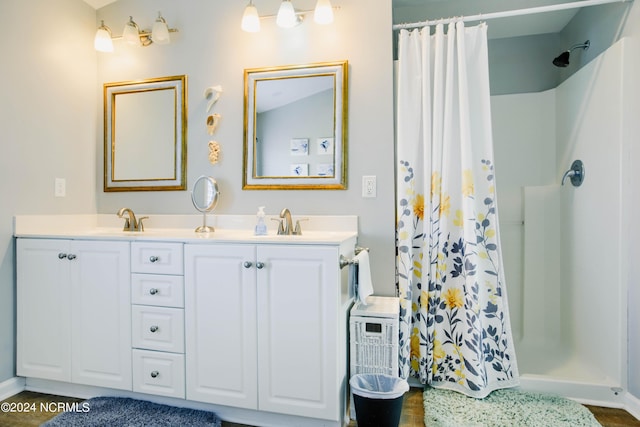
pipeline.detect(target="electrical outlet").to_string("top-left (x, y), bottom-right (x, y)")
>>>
top-left (362, 175), bottom-right (376, 198)
top-left (55, 178), bottom-right (66, 197)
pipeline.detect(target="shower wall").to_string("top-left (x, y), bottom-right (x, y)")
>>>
top-left (491, 38), bottom-right (628, 404)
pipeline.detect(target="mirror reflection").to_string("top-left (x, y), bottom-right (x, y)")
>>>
top-left (243, 61), bottom-right (348, 189)
top-left (104, 75), bottom-right (187, 192)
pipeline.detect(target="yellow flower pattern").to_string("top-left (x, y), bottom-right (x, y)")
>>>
top-left (413, 194), bottom-right (425, 220)
top-left (462, 169), bottom-right (474, 197)
top-left (397, 157), bottom-right (518, 397)
top-left (444, 288), bottom-right (464, 309)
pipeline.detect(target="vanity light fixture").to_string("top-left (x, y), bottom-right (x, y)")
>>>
top-left (241, 0), bottom-right (336, 33)
top-left (94, 11), bottom-right (178, 52)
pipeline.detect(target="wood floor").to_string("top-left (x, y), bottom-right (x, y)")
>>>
top-left (1, 389), bottom-right (639, 426)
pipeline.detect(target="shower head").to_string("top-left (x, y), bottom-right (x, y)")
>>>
top-left (552, 40), bottom-right (590, 67)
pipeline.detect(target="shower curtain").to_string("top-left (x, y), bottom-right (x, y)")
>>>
top-left (396, 21), bottom-right (519, 398)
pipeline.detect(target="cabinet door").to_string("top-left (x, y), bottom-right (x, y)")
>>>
top-left (256, 245), bottom-right (340, 420)
top-left (185, 244), bottom-right (258, 409)
top-left (16, 238), bottom-right (72, 381)
top-left (70, 240), bottom-right (131, 390)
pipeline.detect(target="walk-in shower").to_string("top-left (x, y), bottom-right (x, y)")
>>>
top-left (491, 38), bottom-right (629, 406)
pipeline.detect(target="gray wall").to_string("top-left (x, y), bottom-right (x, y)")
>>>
top-left (0, 0), bottom-right (98, 383)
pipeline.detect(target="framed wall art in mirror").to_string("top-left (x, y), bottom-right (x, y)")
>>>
top-left (104, 75), bottom-right (187, 192)
top-left (243, 61), bottom-right (348, 189)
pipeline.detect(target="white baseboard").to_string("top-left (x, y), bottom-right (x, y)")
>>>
top-left (0, 377), bottom-right (26, 401)
top-left (625, 391), bottom-right (640, 420)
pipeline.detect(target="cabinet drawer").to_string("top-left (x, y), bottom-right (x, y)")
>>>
top-left (132, 274), bottom-right (184, 308)
top-left (131, 242), bottom-right (183, 275)
top-left (133, 349), bottom-right (185, 398)
top-left (132, 306), bottom-right (184, 353)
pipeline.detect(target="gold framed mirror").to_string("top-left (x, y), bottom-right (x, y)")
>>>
top-left (104, 75), bottom-right (187, 192)
top-left (243, 61), bottom-right (348, 190)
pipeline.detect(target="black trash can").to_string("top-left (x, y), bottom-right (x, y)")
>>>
top-left (349, 373), bottom-right (409, 427)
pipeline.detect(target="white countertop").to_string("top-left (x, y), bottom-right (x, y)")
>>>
top-left (14, 214), bottom-right (358, 245)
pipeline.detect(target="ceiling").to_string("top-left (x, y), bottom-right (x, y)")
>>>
top-left (84, 0), bottom-right (584, 40)
top-left (82, 0), bottom-right (116, 9)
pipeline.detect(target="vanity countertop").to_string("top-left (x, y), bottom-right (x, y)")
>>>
top-left (14, 214), bottom-right (358, 245)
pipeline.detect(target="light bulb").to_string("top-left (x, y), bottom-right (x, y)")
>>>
top-left (152, 12), bottom-right (170, 45)
top-left (241, 1), bottom-right (261, 33)
top-left (122, 16), bottom-right (140, 45)
top-left (276, 0), bottom-right (298, 28)
top-left (314, 0), bottom-right (333, 25)
top-left (94, 21), bottom-right (113, 52)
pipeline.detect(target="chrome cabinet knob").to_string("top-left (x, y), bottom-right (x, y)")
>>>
top-left (58, 253), bottom-right (67, 259)
top-left (149, 256), bottom-right (159, 263)
top-left (243, 261), bottom-right (253, 268)
top-left (256, 262), bottom-right (265, 269)
top-left (150, 371), bottom-right (159, 378)
top-left (149, 325), bottom-right (159, 333)
top-left (67, 254), bottom-right (77, 260)
top-left (149, 288), bottom-right (159, 295)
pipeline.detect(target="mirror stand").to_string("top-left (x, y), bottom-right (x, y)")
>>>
top-left (195, 215), bottom-right (215, 233)
top-left (191, 176), bottom-right (220, 233)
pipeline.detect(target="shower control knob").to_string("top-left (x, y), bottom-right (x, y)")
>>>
top-left (244, 261), bottom-right (253, 268)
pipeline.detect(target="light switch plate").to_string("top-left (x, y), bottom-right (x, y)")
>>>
top-left (55, 178), bottom-right (66, 197)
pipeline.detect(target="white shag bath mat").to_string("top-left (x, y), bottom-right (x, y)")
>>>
top-left (424, 387), bottom-right (601, 427)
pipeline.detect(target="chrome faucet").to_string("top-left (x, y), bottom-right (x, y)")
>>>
top-left (117, 208), bottom-right (147, 232)
top-left (279, 208), bottom-right (294, 235)
top-left (275, 208), bottom-right (306, 235)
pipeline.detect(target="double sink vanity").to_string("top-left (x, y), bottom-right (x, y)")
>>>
top-left (14, 213), bottom-right (357, 427)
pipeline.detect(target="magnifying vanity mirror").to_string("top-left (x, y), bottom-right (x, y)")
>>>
top-left (191, 176), bottom-right (220, 233)
top-left (104, 75), bottom-right (187, 192)
top-left (243, 61), bottom-right (348, 189)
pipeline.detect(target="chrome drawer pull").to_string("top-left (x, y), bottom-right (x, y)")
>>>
top-left (67, 254), bottom-right (77, 261)
top-left (150, 371), bottom-right (159, 378)
top-left (149, 325), bottom-right (159, 333)
top-left (149, 256), bottom-right (159, 263)
top-left (243, 261), bottom-right (253, 268)
top-left (149, 288), bottom-right (159, 295)
top-left (58, 253), bottom-right (67, 259)
top-left (256, 262), bottom-right (265, 269)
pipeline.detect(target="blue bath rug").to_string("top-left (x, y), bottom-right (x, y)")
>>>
top-left (424, 387), bottom-right (602, 427)
top-left (42, 396), bottom-right (221, 427)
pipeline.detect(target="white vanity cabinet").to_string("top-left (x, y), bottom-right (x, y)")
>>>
top-left (131, 242), bottom-right (186, 399)
top-left (184, 243), bottom-right (349, 422)
top-left (17, 238), bottom-right (72, 382)
top-left (17, 238), bottom-right (131, 390)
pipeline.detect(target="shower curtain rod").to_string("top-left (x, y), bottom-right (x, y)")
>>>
top-left (392, 0), bottom-right (632, 30)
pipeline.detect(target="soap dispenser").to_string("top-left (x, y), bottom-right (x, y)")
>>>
top-left (255, 206), bottom-right (267, 236)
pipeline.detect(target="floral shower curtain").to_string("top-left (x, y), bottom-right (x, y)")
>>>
top-left (396, 21), bottom-right (519, 398)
